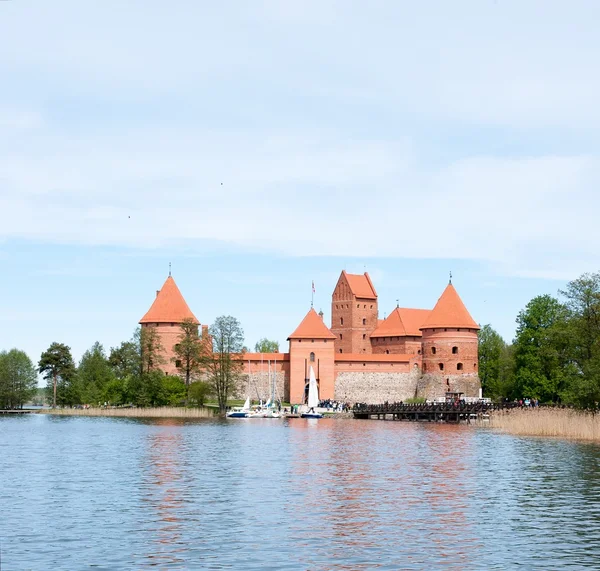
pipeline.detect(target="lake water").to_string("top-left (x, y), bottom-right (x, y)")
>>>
top-left (1, 414), bottom-right (600, 570)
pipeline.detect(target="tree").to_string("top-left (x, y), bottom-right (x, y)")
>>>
top-left (200, 315), bottom-right (245, 414)
top-left (513, 295), bottom-right (570, 402)
top-left (78, 342), bottom-right (115, 404)
top-left (188, 381), bottom-right (212, 406)
top-left (134, 326), bottom-right (165, 375)
top-left (39, 342), bottom-right (76, 408)
top-left (254, 338), bottom-right (279, 353)
top-left (0, 349), bottom-right (38, 409)
top-left (158, 375), bottom-right (187, 406)
top-left (173, 318), bottom-right (203, 400)
top-left (478, 325), bottom-right (508, 399)
top-left (108, 341), bottom-right (140, 380)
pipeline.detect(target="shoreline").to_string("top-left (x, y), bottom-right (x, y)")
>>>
top-left (39, 406), bottom-right (217, 419)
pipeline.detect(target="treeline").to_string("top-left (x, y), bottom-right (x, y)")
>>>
top-left (479, 272), bottom-right (600, 407)
top-left (30, 315), bottom-right (247, 412)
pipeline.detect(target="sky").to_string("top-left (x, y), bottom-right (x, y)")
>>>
top-left (2, 0), bottom-right (600, 373)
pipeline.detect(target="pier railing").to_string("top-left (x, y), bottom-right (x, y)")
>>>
top-left (352, 401), bottom-right (495, 422)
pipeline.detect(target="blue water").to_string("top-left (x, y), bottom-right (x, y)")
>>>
top-left (1, 414), bottom-right (600, 570)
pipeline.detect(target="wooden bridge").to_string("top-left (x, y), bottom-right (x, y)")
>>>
top-left (0, 409), bottom-right (39, 414)
top-left (352, 402), bottom-right (494, 423)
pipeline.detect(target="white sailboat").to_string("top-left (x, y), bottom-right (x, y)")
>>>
top-left (301, 366), bottom-right (323, 419)
top-left (226, 396), bottom-right (251, 418)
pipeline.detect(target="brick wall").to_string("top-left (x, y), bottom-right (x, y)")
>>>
top-left (416, 373), bottom-right (481, 399)
top-left (334, 371), bottom-right (420, 403)
top-left (233, 371), bottom-right (288, 402)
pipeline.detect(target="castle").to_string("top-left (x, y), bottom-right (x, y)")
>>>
top-left (139, 271), bottom-right (481, 404)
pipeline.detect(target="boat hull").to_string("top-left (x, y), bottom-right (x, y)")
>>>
top-left (226, 411), bottom-right (249, 418)
top-left (300, 413), bottom-right (323, 419)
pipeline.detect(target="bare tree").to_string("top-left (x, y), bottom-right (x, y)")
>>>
top-left (173, 318), bottom-right (203, 403)
top-left (200, 315), bottom-right (245, 414)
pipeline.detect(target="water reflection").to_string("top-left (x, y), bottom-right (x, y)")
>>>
top-left (140, 418), bottom-right (187, 567)
top-left (2, 416), bottom-right (600, 569)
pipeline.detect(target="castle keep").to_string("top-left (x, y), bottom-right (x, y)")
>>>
top-left (139, 271), bottom-right (481, 403)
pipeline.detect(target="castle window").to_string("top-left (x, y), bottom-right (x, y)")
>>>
top-left (340, 318), bottom-right (344, 325)
top-left (364, 305), bottom-right (366, 309)
top-left (362, 318), bottom-right (366, 325)
top-left (339, 349), bottom-right (343, 353)
top-left (175, 360), bottom-right (182, 368)
top-left (370, 305), bottom-right (373, 309)
top-left (340, 333), bottom-right (343, 340)
top-left (439, 363), bottom-right (444, 371)
top-left (418, 349), bottom-right (421, 354)
top-left (310, 352), bottom-right (315, 362)
top-left (431, 347), bottom-right (437, 355)
top-left (457, 363), bottom-right (463, 371)
top-left (474, 363), bottom-right (477, 369)
top-left (452, 346), bottom-right (458, 354)
top-left (357, 304), bottom-right (360, 308)
top-left (363, 334), bottom-right (366, 339)
top-left (363, 363), bottom-right (366, 366)
top-left (311, 339), bottom-right (314, 343)
top-left (386, 350), bottom-right (390, 354)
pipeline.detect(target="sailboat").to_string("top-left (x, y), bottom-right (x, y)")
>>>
top-left (301, 366), bottom-right (323, 419)
top-left (226, 396), bottom-right (251, 418)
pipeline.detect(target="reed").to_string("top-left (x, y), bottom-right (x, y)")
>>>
top-left (41, 406), bottom-right (216, 419)
top-left (489, 408), bottom-right (600, 441)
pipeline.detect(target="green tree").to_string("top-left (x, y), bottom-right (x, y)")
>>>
top-left (39, 342), bottom-right (76, 408)
top-left (558, 273), bottom-right (600, 406)
top-left (0, 349), bottom-right (38, 409)
top-left (109, 341), bottom-right (140, 380)
top-left (254, 338), bottom-right (279, 353)
top-left (188, 381), bottom-right (212, 406)
top-left (478, 325), bottom-right (506, 397)
top-left (201, 315), bottom-right (245, 414)
top-left (78, 342), bottom-right (115, 404)
top-left (513, 295), bottom-right (570, 402)
top-left (158, 375), bottom-right (187, 406)
top-left (173, 318), bottom-right (203, 400)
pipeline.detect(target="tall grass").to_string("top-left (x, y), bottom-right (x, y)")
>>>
top-left (41, 406), bottom-right (216, 419)
top-left (489, 408), bottom-right (600, 441)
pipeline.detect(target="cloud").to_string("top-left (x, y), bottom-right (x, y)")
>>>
top-left (2, 0), bottom-right (600, 280)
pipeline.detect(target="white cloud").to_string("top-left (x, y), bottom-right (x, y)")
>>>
top-left (1, 0), bottom-right (600, 279)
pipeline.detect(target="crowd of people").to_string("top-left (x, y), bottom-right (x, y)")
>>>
top-left (318, 399), bottom-right (351, 412)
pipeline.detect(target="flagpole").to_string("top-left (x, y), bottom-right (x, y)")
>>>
top-left (311, 280), bottom-right (314, 308)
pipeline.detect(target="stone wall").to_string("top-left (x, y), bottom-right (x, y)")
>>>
top-left (416, 373), bottom-right (480, 400)
top-left (233, 371), bottom-right (288, 402)
top-left (334, 371), bottom-right (420, 404)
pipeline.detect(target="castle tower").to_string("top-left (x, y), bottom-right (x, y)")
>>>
top-left (331, 271), bottom-right (378, 354)
top-left (287, 308), bottom-right (336, 404)
top-left (419, 281), bottom-right (480, 396)
top-left (139, 275), bottom-right (199, 376)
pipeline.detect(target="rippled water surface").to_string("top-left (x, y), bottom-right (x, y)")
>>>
top-left (2, 414), bottom-right (600, 570)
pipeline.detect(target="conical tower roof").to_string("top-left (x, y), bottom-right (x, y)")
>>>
top-left (288, 308), bottom-right (336, 340)
top-left (420, 283), bottom-right (479, 330)
top-left (140, 276), bottom-right (199, 324)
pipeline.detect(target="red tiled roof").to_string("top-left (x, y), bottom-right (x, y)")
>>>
top-left (139, 276), bottom-right (199, 324)
top-left (397, 308), bottom-right (431, 336)
top-left (344, 271), bottom-right (377, 300)
top-left (420, 283), bottom-right (479, 330)
top-left (370, 307), bottom-right (431, 337)
top-left (370, 308), bottom-right (406, 337)
top-left (288, 308), bottom-right (337, 340)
